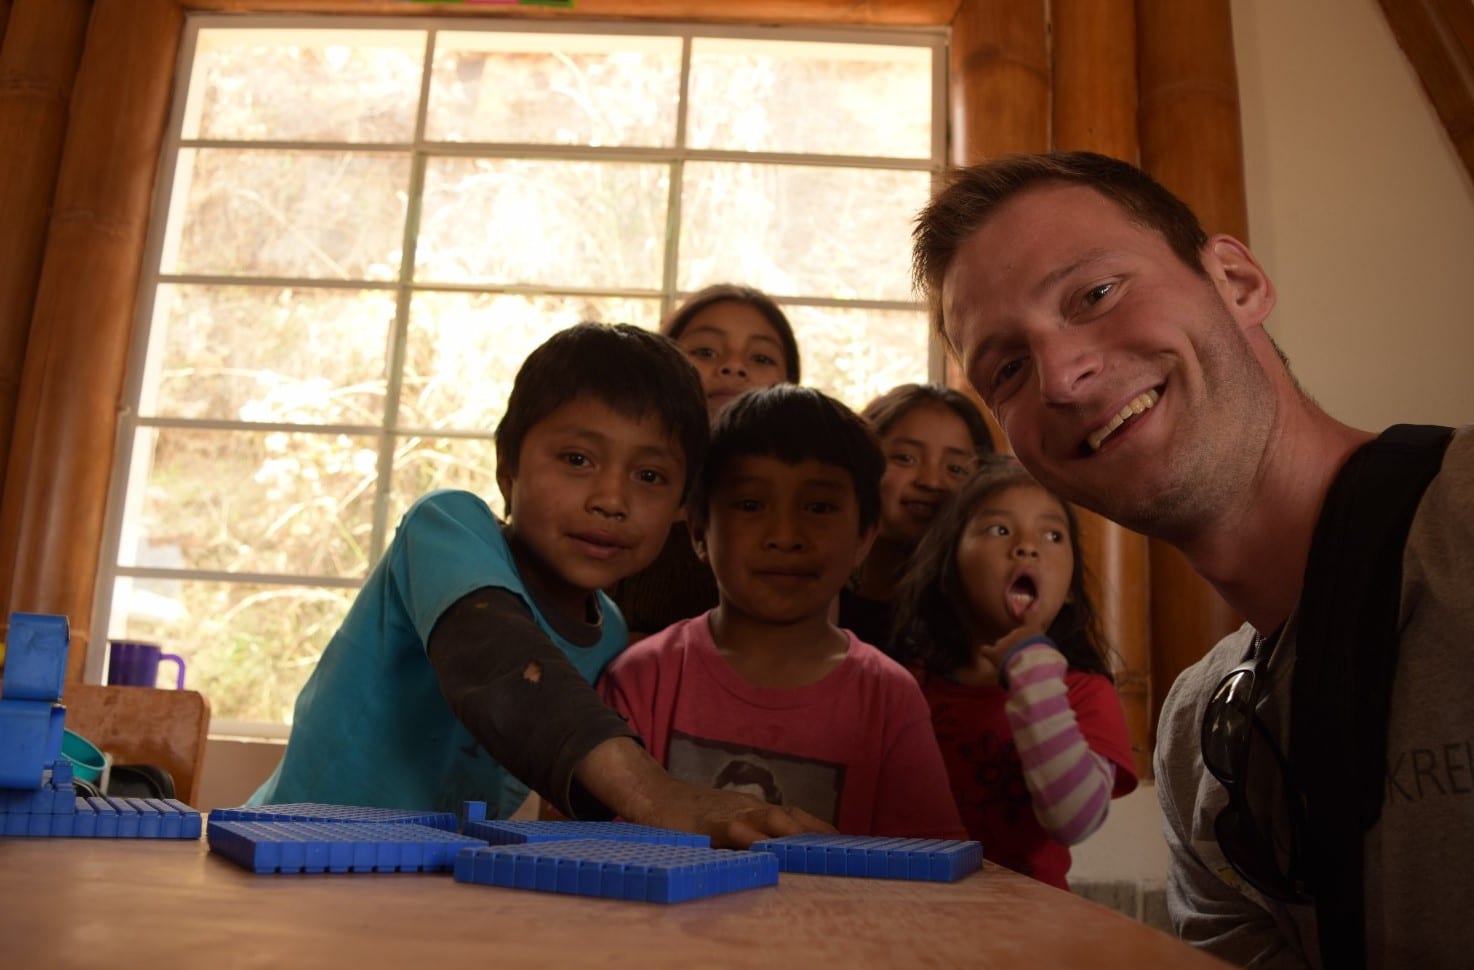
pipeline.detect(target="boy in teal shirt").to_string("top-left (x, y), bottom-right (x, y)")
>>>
top-left (252, 323), bottom-right (823, 846)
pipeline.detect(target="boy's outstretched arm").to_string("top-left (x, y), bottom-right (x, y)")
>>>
top-left (574, 736), bottom-right (833, 849)
top-left (429, 586), bottom-right (831, 845)
top-left (429, 586), bottom-right (644, 821)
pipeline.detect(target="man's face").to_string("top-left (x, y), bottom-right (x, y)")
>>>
top-left (939, 183), bottom-right (1275, 538)
top-left (499, 395), bottom-right (685, 618)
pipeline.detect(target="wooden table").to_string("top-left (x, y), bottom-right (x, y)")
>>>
top-left (0, 836), bottom-right (1229, 969)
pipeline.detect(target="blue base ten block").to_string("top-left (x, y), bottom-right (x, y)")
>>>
top-left (209, 802), bottom-right (458, 831)
top-left (462, 818), bottom-right (710, 848)
top-left (207, 819), bottom-right (486, 874)
top-left (750, 834), bottom-right (982, 882)
top-left (454, 839), bottom-right (779, 903)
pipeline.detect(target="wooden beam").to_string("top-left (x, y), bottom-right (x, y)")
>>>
top-left (949, 0), bottom-right (1048, 165)
top-left (1377, 0), bottom-right (1474, 190)
top-left (1052, 0), bottom-right (1137, 159)
top-left (941, 0), bottom-right (1048, 455)
top-left (0, 0), bottom-right (184, 681)
top-left (0, 0), bottom-right (91, 546)
top-left (1137, 0), bottom-right (1248, 240)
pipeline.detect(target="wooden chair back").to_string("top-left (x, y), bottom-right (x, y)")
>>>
top-left (62, 684), bottom-right (211, 807)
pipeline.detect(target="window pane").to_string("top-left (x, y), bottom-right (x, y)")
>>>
top-left (162, 149), bottom-right (411, 280)
top-left (688, 38), bottom-right (932, 158)
top-left (679, 162), bottom-right (930, 301)
top-left (121, 427), bottom-right (379, 579)
top-left (388, 435), bottom-right (502, 529)
top-left (786, 306), bottom-right (931, 410)
top-left (107, 577), bottom-right (351, 724)
top-left (428, 32), bottom-right (681, 146)
top-left (417, 158), bottom-right (669, 288)
top-left (183, 28), bottom-right (426, 142)
top-left (143, 284), bottom-right (393, 424)
top-left (400, 291), bottom-right (660, 431)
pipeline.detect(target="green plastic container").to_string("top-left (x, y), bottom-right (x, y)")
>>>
top-left (62, 729), bottom-right (105, 783)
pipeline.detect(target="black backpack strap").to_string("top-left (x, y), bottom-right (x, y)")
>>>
top-left (1291, 424), bottom-right (1454, 969)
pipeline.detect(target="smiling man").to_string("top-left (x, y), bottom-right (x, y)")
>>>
top-left (912, 152), bottom-right (1473, 969)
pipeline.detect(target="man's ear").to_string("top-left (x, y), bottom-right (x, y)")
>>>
top-left (1201, 234), bottom-right (1277, 330)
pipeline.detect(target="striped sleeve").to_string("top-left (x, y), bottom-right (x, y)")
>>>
top-left (1000, 639), bottom-right (1116, 846)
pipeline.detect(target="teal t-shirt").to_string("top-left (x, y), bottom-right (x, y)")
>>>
top-left (248, 489), bottom-right (627, 816)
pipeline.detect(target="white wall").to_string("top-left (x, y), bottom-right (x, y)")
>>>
top-left (1234, 0), bottom-right (1474, 431)
top-left (1074, 0), bottom-right (1474, 890)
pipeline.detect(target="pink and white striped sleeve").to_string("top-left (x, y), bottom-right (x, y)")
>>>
top-left (1000, 639), bottom-right (1116, 846)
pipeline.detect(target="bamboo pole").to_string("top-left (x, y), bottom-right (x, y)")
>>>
top-left (1137, 0), bottom-right (1249, 239)
top-left (0, 0), bottom-right (183, 681)
top-left (943, 0), bottom-right (1049, 447)
top-left (1136, 0), bottom-right (1247, 735)
top-left (1050, 0), bottom-right (1154, 779)
top-left (1052, 0), bottom-right (1137, 159)
top-left (0, 0), bottom-right (91, 539)
top-left (949, 0), bottom-right (1050, 166)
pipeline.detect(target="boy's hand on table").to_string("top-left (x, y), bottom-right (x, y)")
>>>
top-left (643, 777), bottom-right (833, 849)
top-left (574, 736), bottom-right (834, 848)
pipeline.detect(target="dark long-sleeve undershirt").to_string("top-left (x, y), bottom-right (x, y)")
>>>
top-left (426, 585), bottom-right (638, 820)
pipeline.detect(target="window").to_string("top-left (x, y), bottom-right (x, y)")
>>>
top-left (92, 16), bottom-right (947, 735)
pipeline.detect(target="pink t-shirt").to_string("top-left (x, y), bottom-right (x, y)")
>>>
top-left (599, 613), bottom-right (967, 840)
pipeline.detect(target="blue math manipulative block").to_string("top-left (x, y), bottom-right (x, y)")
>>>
top-left (749, 834), bottom-right (983, 883)
top-left (209, 802), bottom-right (459, 832)
top-left (1, 612), bottom-right (70, 703)
top-left (0, 698), bottom-right (66, 789)
top-left (0, 787), bottom-right (202, 840)
top-left (462, 818), bottom-right (710, 848)
top-left (453, 838), bottom-right (778, 904)
top-left (207, 820), bottom-right (486, 874)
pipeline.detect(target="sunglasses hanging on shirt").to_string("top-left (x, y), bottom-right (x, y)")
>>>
top-left (1199, 628), bottom-right (1311, 903)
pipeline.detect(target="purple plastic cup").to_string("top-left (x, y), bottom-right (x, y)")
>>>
top-left (106, 640), bottom-right (186, 690)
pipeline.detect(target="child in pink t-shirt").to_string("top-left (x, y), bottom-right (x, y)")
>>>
top-left (599, 385), bottom-right (966, 841)
top-left (893, 457), bottom-right (1138, 889)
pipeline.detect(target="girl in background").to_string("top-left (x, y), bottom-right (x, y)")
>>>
top-left (662, 283), bottom-right (800, 419)
top-left (839, 383), bottom-right (993, 651)
top-left (609, 284), bottom-right (801, 638)
top-left (892, 457), bottom-right (1138, 890)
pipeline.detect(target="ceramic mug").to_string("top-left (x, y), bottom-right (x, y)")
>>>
top-left (106, 640), bottom-right (186, 690)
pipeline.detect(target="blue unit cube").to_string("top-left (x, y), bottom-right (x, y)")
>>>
top-left (453, 839), bottom-right (779, 904)
top-left (749, 834), bottom-right (983, 883)
top-left (1, 612), bottom-right (70, 702)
